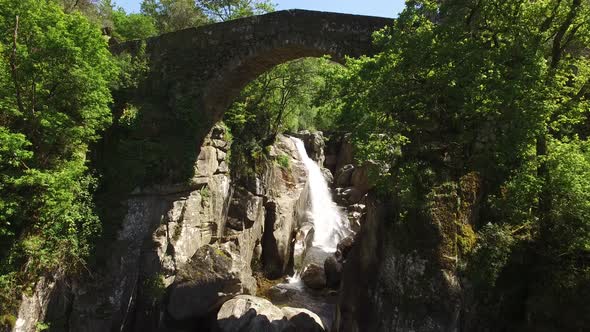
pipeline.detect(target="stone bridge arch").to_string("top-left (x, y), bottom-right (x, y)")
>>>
top-left (119, 9), bottom-right (390, 125)
top-left (110, 10), bottom-right (390, 187)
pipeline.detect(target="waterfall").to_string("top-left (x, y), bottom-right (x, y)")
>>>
top-left (290, 137), bottom-right (350, 252)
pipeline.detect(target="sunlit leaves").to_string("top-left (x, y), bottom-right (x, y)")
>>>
top-left (198, 0), bottom-right (275, 22)
top-left (0, 0), bottom-right (115, 301)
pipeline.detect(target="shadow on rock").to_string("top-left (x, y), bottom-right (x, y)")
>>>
top-left (216, 295), bottom-right (325, 332)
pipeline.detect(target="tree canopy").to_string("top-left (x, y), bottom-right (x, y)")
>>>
top-left (0, 0), bottom-right (116, 316)
top-left (335, 0), bottom-right (590, 326)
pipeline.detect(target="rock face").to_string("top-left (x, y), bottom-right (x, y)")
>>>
top-left (324, 255), bottom-right (342, 289)
top-left (217, 295), bottom-right (287, 331)
top-left (11, 275), bottom-right (70, 332)
top-left (60, 124), bottom-right (234, 332)
top-left (294, 130), bottom-right (326, 165)
top-left (217, 295), bottom-right (325, 332)
top-left (32, 125), bottom-right (309, 332)
top-left (167, 245), bottom-right (242, 320)
top-left (336, 236), bottom-right (355, 261)
top-left (335, 180), bottom-right (478, 332)
top-left (335, 164), bottom-right (355, 187)
top-left (281, 307), bottom-right (325, 332)
top-left (261, 136), bottom-right (308, 279)
top-left (301, 264), bottom-right (327, 290)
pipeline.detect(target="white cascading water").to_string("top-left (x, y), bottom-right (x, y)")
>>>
top-left (291, 137), bottom-right (350, 252)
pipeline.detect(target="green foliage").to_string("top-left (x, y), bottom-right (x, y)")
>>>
top-left (0, 0), bottom-right (115, 319)
top-left (226, 58), bottom-right (341, 137)
top-left (112, 8), bottom-right (157, 41)
top-left (111, 41), bottom-right (150, 91)
top-left (141, 0), bottom-right (209, 33)
top-left (467, 223), bottom-right (516, 290)
top-left (224, 57), bottom-right (344, 183)
top-left (276, 154), bottom-right (290, 170)
top-left (334, 0), bottom-right (590, 321)
top-left (544, 138), bottom-right (590, 254)
top-left (200, 186), bottom-right (211, 200)
top-left (142, 274), bottom-right (166, 300)
top-left (35, 322), bottom-right (50, 331)
top-left (456, 222), bottom-right (477, 257)
top-left (140, 0), bottom-right (274, 34)
top-left (0, 313), bottom-right (15, 329)
top-left (199, 0), bottom-right (275, 22)
top-left (57, 0), bottom-right (104, 25)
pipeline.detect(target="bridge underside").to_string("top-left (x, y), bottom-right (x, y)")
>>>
top-left (109, 9), bottom-right (391, 186)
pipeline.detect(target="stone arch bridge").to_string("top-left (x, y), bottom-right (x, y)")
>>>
top-left (110, 9), bottom-right (390, 185)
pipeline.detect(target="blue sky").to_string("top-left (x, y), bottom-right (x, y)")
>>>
top-left (115, 0), bottom-right (406, 18)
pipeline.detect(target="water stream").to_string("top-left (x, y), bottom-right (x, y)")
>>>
top-left (264, 137), bottom-right (352, 329)
top-left (291, 137), bottom-right (350, 252)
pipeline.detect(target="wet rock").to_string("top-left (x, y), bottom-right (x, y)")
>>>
top-left (167, 245), bottom-right (241, 320)
top-left (348, 204), bottom-right (366, 213)
top-left (321, 168), bottom-right (334, 185)
top-left (295, 130), bottom-right (326, 165)
top-left (347, 211), bottom-right (363, 233)
top-left (342, 187), bottom-right (364, 205)
top-left (301, 246), bottom-right (331, 268)
top-left (267, 285), bottom-right (298, 304)
top-left (301, 264), bottom-right (327, 290)
top-left (334, 188), bottom-right (348, 205)
top-left (293, 223), bottom-right (315, 270)
top-left (324, 255), bottom-right (342, 288)
top-left (336, 236), bottom-right (355, 261)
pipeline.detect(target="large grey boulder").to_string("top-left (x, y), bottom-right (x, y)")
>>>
top-left (301, 264), bottom-right (327, 290)
top-left (167, 245), bottom-right (242, 320)
top-left (217, 296), bottom-right (325, 332)
top-left (281, 307), bottom-right (325, 332)
top-left (216, 295), bottom-right (290, 332)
